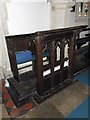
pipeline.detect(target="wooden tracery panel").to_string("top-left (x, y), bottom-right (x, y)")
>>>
top-left (34, 26), bottom-right (87, 102)
top-left (35, 31), bottom-right (74, 96)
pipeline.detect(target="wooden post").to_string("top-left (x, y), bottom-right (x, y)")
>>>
top-left (60, 38), bottom-right (65, 83)
top-left (68, 33), bottom-right (76, 81)
top-left (35, 33), bottom-right (44, 96)
top-left (50, 41), bottom-right (55, 88)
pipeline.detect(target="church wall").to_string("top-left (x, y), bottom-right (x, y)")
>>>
top-left (0, 0), bottom-right (89, 79)
top-left (7, 1), bottom-right (51, 35)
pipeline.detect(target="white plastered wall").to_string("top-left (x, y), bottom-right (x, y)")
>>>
top-left (0, 0), bottom-right (51, 79)
top-left (7, 1), bottom-right (51, 35)
top-left (0, 0), bottom-right (11, 79)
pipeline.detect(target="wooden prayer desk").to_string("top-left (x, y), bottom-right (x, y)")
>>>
top-left (5, 25), bottom-right (89, 106)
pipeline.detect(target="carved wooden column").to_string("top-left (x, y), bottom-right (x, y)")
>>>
top-left (35, 33), bottom-right (44, 96)
top-left (50, 41), bottom-right (55, 88)
top-left (60, 38), bottom-right (65, 83)
top-left (68, 35), bottom-right (76, 81)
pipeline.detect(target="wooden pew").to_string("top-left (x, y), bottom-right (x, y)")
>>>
top-left (33, 25), bottom-right (87, 103)
top-left (5, 33), bottom-right (36, 82)
top-left (5, 25), bottom-right (88, 107)
top-left (76, 27), bottom-right (90, 49)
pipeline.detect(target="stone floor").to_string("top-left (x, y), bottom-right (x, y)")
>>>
top-left (20, 81), bottom-right (88, 119)
top-left (0, 78), bottom-right (89, 119)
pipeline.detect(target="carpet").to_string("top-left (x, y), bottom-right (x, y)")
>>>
top-left (66, 96), bottom-right (89, 118)
top-left (75, 68), bottom-right (90, 86)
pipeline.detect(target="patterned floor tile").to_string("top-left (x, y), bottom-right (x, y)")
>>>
top-left (3, 93), bottom-right (11, 100)
top-left (2, 68), bottom-right (89, 119)
top-left (2, 82), bottom-right (37, 119)
top-left (6, 100), bottom-right (14, 108)
top-left (21, 102), bottom-right (33, 110)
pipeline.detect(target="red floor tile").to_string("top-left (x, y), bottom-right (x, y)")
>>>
top-left (22, 102), bottom-right (33, 110)
top-left (2, 86), bottom-right (7, 93)
top-left (2, 81), bottom-right (36, 118)
top-left (6, 100), bottom-right (14, 108)
top-left (3, 93), bottom-right (10, 99)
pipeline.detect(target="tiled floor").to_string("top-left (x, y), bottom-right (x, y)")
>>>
top-left (1, 68), bottom-right (89, 119)
top-left (19, 81), bottom-right (88, 119)
top-left (25, 101), bottom-right (64, 118)
top-left (48, 82), bottom-right (87, 116)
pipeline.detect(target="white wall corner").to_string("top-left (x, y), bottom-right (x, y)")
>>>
top-left (0, 67), bottom-right (13, 79)
top-left (0, 1), bottom-right (9, 35)
top-left (0, 67), bottom-right (4, 79)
